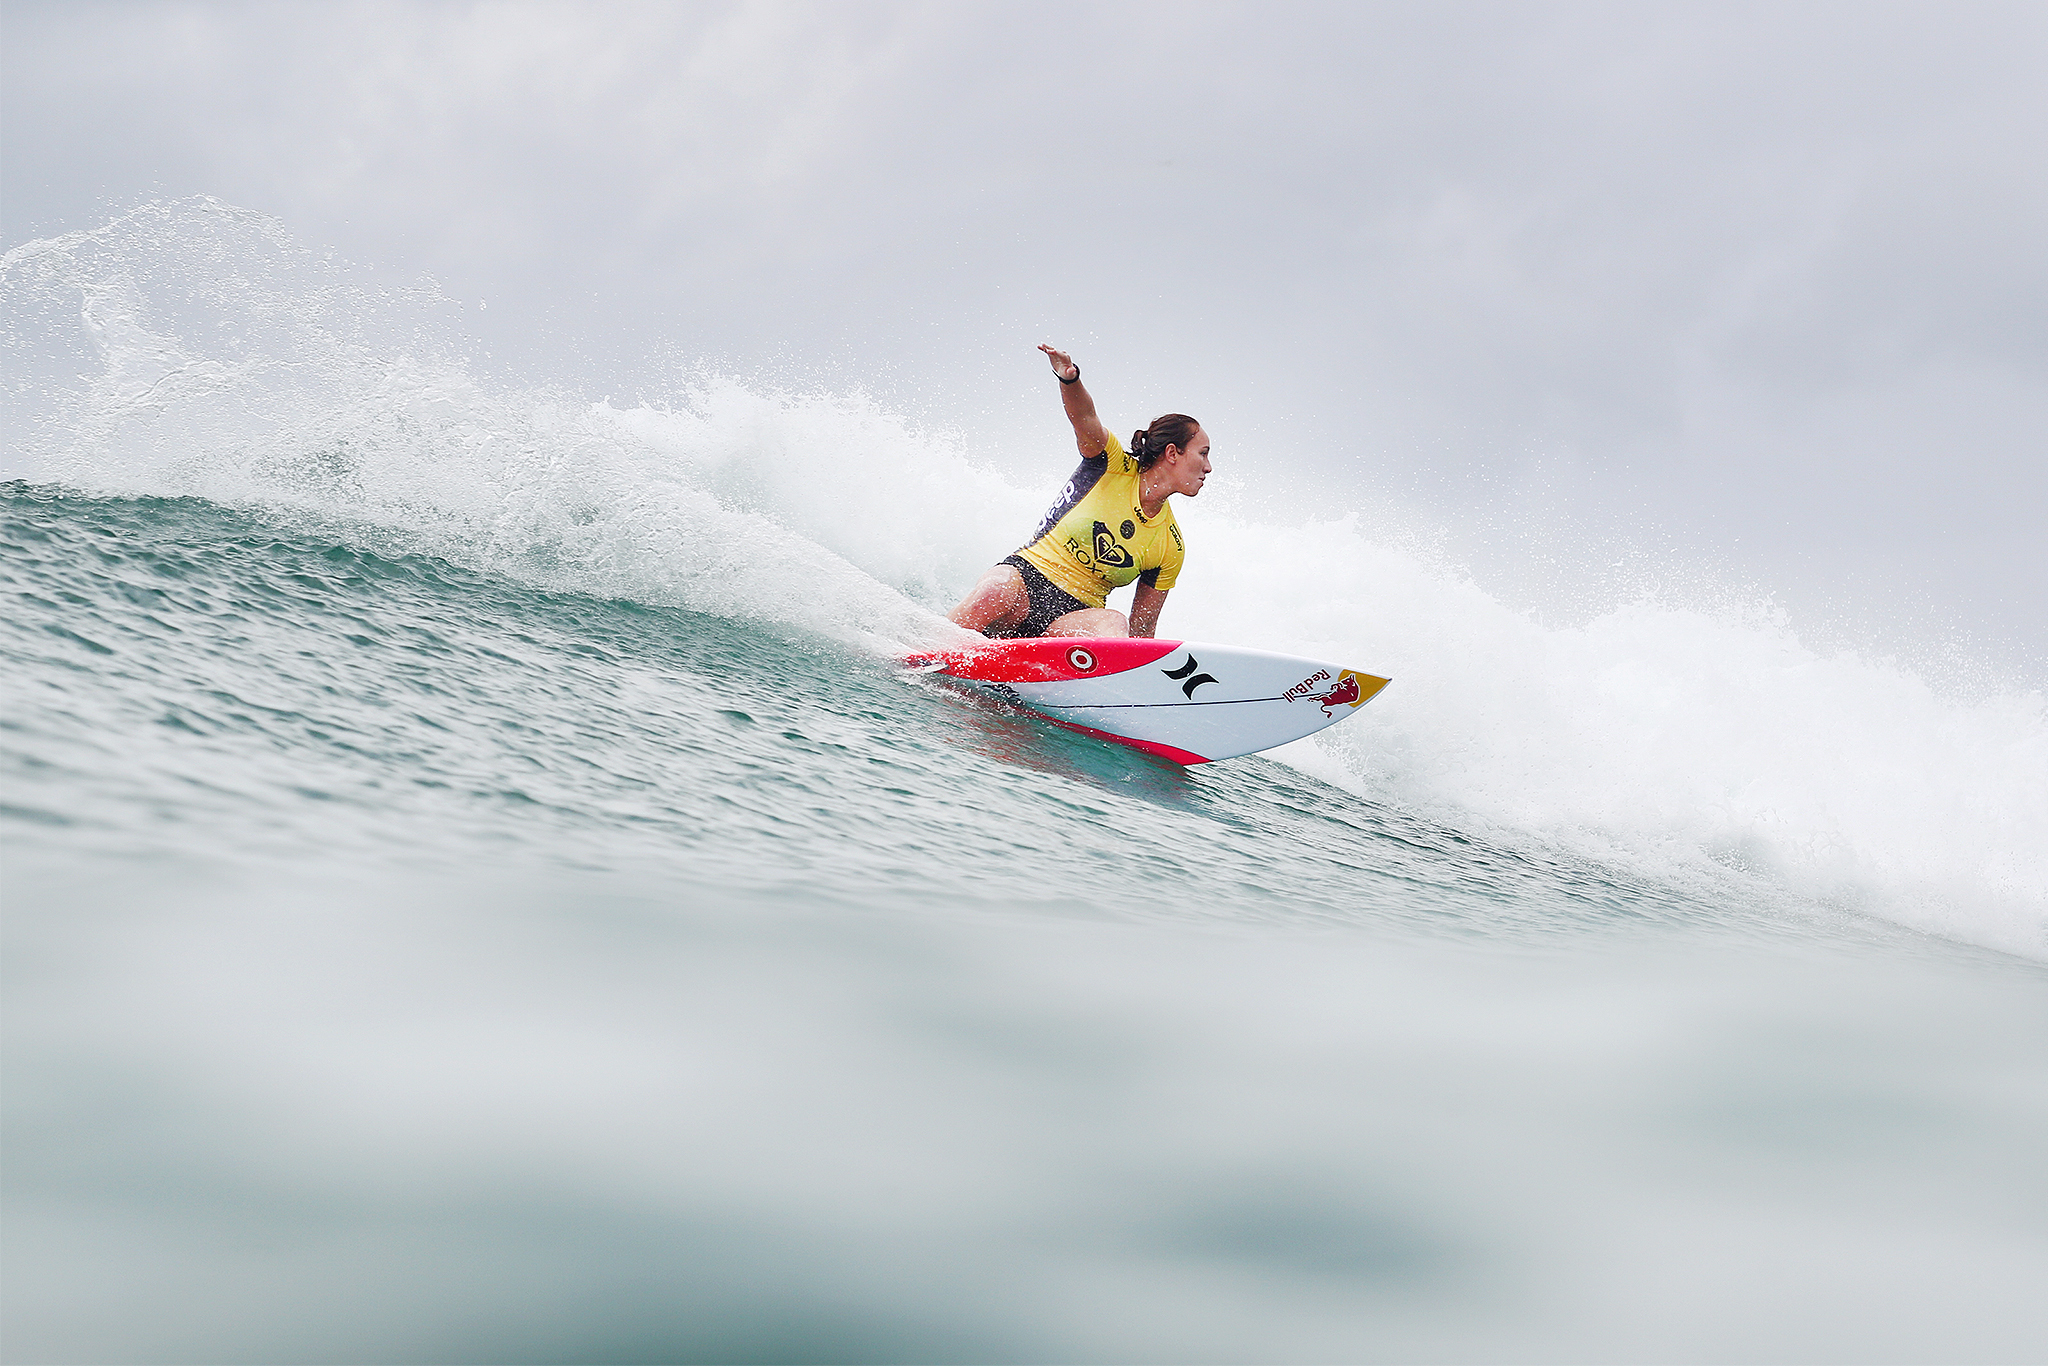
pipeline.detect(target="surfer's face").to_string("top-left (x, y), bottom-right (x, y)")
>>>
top-left (1163, 428), bottom-right (1212, 498)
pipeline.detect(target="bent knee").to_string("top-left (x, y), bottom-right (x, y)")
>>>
top-left (949, 566), bottom-right (1028, 630)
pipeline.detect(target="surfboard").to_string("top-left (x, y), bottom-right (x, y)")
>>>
top-left (906, 637), bottom-right (1390, 765)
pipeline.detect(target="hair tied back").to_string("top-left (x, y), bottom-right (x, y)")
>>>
top-left (1130, 414), bottom-right (1201, 471)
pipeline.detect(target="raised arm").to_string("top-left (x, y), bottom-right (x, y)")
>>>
top-left (1039, 344), bottom-right (1110, 456)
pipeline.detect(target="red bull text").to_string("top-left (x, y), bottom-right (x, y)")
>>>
top-left (1283, 669), bottom-right (1331, 702)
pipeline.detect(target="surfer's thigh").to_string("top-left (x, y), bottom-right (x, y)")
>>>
top-left (1045, 607), bottom-right (1128, 638)
top-left (948, 565), bottom-right (1030, 633)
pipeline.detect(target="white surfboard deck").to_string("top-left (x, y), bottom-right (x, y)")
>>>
top-left (906, 637), bottom-right (1389, 765)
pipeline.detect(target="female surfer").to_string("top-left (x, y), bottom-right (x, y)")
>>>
top-left (948, 345), bottom-right (1211, 639)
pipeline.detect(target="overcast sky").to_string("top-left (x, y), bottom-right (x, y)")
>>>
top-left (6, 1), bottom-right (2044, 671)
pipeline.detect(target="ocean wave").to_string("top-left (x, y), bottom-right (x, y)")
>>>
top-left (7, 197), bottom-right (2043, 958)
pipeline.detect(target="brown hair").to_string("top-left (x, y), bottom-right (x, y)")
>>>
top-left (1128, 414), bottom-right (1202, 470)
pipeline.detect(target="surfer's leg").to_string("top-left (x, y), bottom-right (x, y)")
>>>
top-left (1045, 607), bottom-right (1128, 637)
top-left (947, 565), bottom-right (1031, 635)
top-left (978, 555), bottom-right (1106, 638)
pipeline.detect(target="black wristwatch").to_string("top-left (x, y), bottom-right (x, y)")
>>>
top-left (1058, 365), bottom-right (1081, 385)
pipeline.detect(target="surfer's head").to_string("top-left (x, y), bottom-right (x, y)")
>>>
top-left (1132, 415), bottom-right (1211, 498)
top-left (1130, 414), bottom-right (1204, 470)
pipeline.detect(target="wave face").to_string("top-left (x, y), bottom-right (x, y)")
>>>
top-left (6, 201), bottom-right (2047, 1362)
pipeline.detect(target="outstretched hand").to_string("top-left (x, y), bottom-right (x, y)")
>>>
top-left (1038, 343), bottom-right (1079, 382)
top-left (1040, 342), bottom-right (1105, 453)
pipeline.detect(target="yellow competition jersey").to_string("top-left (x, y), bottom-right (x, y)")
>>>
top-left (1016, 432), bottom-right (1185, 608)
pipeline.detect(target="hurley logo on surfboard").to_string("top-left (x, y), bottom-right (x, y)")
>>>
top-left (1161, 653), bottom-right (1219, 698)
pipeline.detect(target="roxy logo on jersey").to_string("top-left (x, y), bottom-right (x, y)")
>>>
top-left (1091, 521), bottom-right (1135, 569)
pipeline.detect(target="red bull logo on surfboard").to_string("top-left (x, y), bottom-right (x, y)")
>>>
top-left (1286, 668), bottom-right (1369, 715)
top-left (1314, 673), bottom-right (1363, 714)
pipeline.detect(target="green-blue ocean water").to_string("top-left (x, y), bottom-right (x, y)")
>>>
top-left (4, 202), bottom-right (2046, 1363)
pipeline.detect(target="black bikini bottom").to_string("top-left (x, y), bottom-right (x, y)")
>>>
top-left (994, 554), bottom-right (1093, 638)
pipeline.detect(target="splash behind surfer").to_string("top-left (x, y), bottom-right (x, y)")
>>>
top-left (947, 345), bottom-right (1210, 640)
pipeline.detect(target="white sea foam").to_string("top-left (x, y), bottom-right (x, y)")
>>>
top-left (8, 198), bottom-right (2044, 958)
